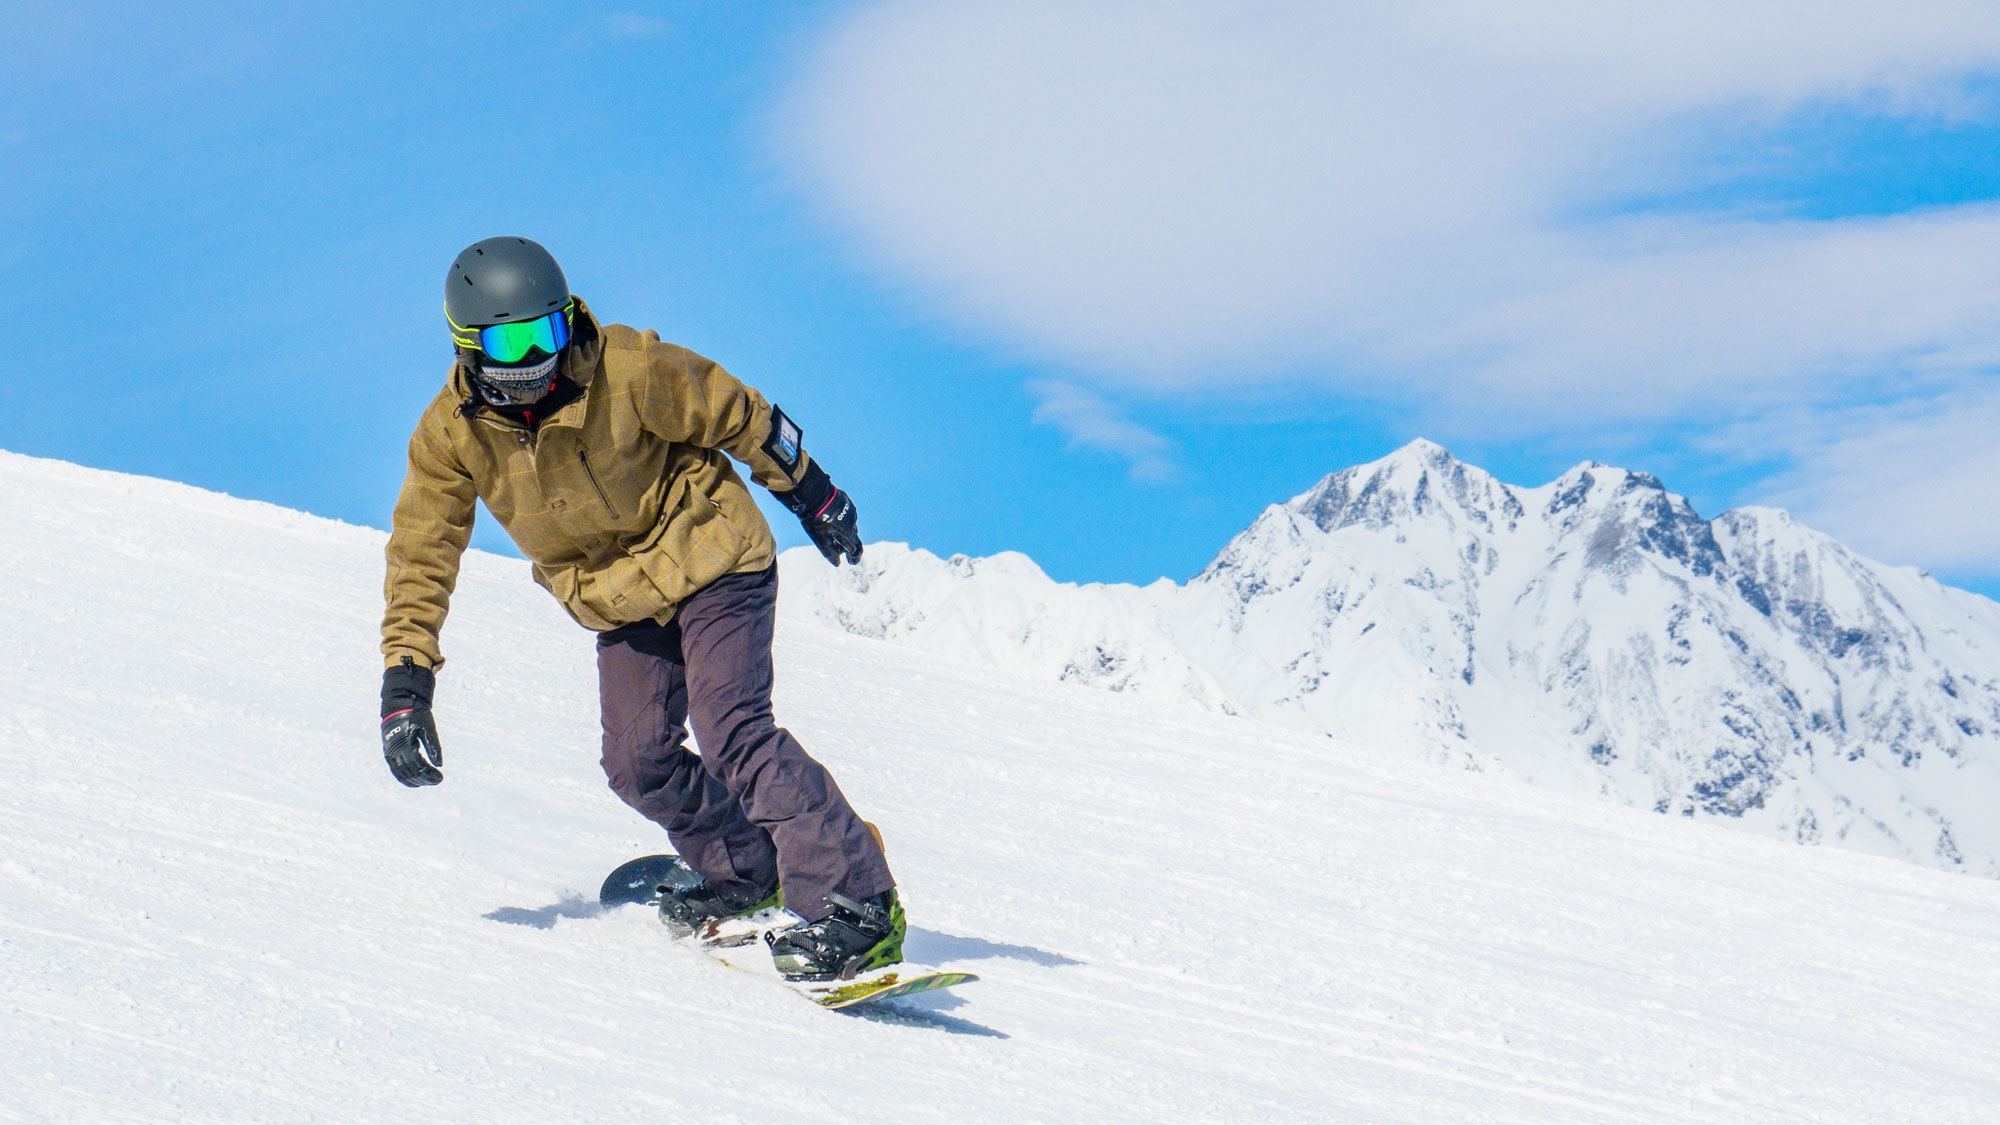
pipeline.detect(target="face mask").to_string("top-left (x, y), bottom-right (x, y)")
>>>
top-left (472, 350), bottom-right (562, 406)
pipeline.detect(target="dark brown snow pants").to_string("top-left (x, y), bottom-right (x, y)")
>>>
top-left (595, 565), bottom-right (894, 922)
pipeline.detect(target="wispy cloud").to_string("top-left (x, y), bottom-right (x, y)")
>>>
top-left (1752, 386), bottom-right (2000, 575)
top-left (776, 1), bottom-right (2000, 574)
top-left (1029, 380), bottom-right (1180, 484)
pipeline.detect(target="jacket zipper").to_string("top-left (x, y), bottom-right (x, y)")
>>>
top-left (578, 450), bottom-right (619, 519)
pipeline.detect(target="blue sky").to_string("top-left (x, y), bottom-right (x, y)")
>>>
top-left (6, 2), bottom-right (2000, 595)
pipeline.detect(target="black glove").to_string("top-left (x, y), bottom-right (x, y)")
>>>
top-left (381, 658), bottom-right (443, 787)
top-left (776, 460), bottom-right (863, 566)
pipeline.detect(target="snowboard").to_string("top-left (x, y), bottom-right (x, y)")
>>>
top-left (598, 854), bottom-right (978, 1011)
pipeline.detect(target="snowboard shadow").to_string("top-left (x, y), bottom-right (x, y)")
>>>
top-left (485, 894), bottom-right (604, 929)
top-left (843, 990), bottom-right (1008, 1038)
top-left (904, 927), bottom-right (1081, 969)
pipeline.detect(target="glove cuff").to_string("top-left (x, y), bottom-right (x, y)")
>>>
top-left (382, 659), bottom-right (435, 717)
top-left (775, 460), bottom-right (838, 519)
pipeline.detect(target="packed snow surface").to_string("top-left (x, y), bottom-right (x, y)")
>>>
top-left (784, 439), bottom-right (2000, 875)
top-left (5, 449), bottom-right (2000, 1122)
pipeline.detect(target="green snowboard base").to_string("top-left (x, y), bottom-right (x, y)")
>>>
top-left (797, 967), bottom-right (981, 1010)
top-left (599, 854), bottom-right (979, 1011)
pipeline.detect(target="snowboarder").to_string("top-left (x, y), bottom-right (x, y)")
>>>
top-left (377, 236), bottom-right (901, 981)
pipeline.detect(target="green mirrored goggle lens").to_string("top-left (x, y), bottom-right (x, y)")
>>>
top-left (475, 308), bottom-right (571, 364)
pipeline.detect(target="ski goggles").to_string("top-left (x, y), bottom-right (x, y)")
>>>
top-left (448, 301), bottom-right (573, 364)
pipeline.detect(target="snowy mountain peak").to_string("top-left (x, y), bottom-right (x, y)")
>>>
top-left (783, 446), bottom-right (2000, 875)
top-left (1286, 438), bottom-right (1525, 537)
top-left (1536, 461), bottom-right (1725, 581)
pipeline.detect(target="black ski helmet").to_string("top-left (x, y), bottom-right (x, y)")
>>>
top-left (444, 236), bottom-right (570, 330)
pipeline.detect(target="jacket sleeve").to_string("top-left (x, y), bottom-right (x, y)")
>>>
top-left (381, 408), bottom-right (476, 670)
top-left (633, 340), bottom-right (812, 492)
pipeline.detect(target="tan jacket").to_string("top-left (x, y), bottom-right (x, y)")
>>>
top-left (381, 301), bottom-right (807, 669)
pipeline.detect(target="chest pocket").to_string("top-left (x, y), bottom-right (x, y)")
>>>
top-left (577, 449), bottom-right (620, 520)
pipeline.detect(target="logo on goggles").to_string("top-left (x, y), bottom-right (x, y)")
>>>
top-left (448, 301), bottom-right (574, 364)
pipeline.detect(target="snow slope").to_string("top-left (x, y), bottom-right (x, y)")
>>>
top-left (5, 449), bottom-right (2000, 1122)
top-left (782, 440), bottom-right (2000, 876)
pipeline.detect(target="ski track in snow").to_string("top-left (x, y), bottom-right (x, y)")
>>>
top-left (4, 448), bottom-right (1999, 1122)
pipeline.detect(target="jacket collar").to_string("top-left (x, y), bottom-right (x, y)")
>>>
top-left (558, 297), bottom-right (604, 390)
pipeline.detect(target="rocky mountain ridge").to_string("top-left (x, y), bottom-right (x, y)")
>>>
top-left (780, 440), bottom-right (2000, 874)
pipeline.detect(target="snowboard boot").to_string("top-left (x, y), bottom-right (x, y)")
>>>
top-left (658, 879), bottom-right (783, 940)
top-left (766, 890), bottom-right (905, 981)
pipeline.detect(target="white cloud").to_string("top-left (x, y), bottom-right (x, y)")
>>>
top-left (1756, 387), bottom-right (2000, 576)
top-left (1417, 209), bottom-right (2000, 425)
top-left (775, 0), bottom-right (2000, 416)
top-left (775, 0), bottom-right (2000, 574)
top-left (1029, 380), bottom-right (1180, 484)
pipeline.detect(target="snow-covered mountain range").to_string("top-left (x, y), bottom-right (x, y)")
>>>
top-left (781, 439), bottom-right (2000, 875)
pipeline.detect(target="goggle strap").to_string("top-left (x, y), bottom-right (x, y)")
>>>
top-left (445, 299), bottom-right (574, 356)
